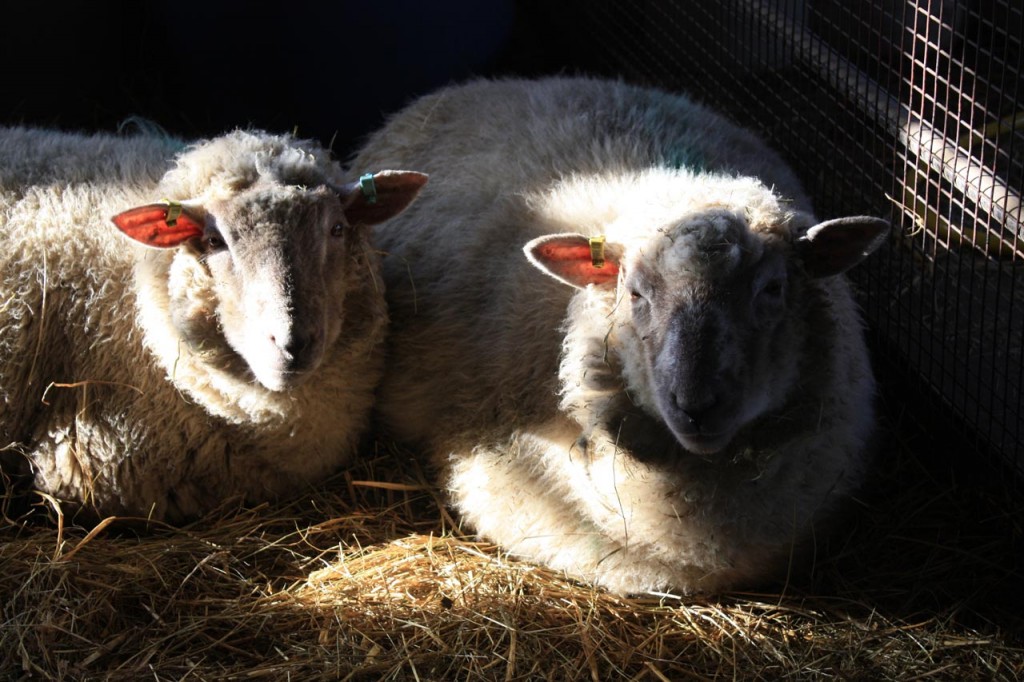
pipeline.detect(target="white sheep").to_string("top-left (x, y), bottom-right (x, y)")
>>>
top-left (0, 125), bottom-right (426, 521)
top-left (352, 77), bottom-right (888, 595)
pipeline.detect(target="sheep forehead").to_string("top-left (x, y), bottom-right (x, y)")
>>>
top-left (164, 131), bottom-right (341, 201)
top-left (642, 210), bottom-right (764, 283)
top-left (212, 183), bottom-right (337, 240)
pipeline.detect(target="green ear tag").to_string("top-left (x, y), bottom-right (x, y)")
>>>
top-left (358, 173), bottom-right (378, 205)
top-left (163, 199), bottom-right (183, 227)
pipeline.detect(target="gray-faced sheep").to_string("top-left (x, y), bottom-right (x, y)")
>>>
top-left (0, 126), bottom-right (426, 520)
top-left (352, 77), bottom-right (888, 595)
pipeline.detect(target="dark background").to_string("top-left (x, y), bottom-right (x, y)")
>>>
top-left (1, 2), bottom-right (592, 159)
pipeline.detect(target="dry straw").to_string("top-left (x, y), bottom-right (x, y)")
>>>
top-left (2, 407), bottom-right (1022, 680)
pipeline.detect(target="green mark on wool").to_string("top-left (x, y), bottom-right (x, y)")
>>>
top-left (116, 116), bottom-right (187, 153)
top-left (637, 107), bottom-right (705, 171)
top-left (661, 143), bottom-right (705, 172)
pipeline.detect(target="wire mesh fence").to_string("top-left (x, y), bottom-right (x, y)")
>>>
top-left (540, 0), bottom-right (1024, 478)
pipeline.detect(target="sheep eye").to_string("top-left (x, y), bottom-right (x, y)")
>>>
top-left (761, 279), bottom-right (784, 297)
top-left (203, 230), bottom-right (227, 252)
top-left (754, 278), bottom-right (786, 317)
top-left (330, 223), bottom-right (346, 237)
top-left (629, 289), bottom-right (649, 308)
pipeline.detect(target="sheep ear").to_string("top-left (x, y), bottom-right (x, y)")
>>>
top-left (337, 170), bottom-right (428, 226)
top-left (111, 203), bottom-right (204, 248)
top-left (795, 216), bottom-right (889, 277)
top-left (524, 233), bottom-right (622, 289)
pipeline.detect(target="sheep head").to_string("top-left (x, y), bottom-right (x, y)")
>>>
top-left (113, 136), bottom-right (426, 392)
top-left (525, 203), bottom-right (887, 457)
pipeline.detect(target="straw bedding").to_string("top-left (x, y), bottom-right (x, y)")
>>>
top-left (2, 395), bottom-right (1022, 680)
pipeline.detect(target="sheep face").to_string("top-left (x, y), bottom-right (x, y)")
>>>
top-left (193, 183), bottom-right (349, 391)
top-left (113, 162), bottom-right (426, 393)
top-left (526, 204), bottom-right (888, 460)
top-left (619, 209), bottom-right (799, 456)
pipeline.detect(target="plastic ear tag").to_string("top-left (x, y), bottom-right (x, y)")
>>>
top-left (358, 173), bottom-right (378, 205)
top-left (589, 235), bottom-right (607, 268)
top-left (163, 199), bottom-right (183, 226)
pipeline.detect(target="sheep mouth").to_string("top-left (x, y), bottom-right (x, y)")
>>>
top-left (654, 398), bottom-right (741, 456)
top-left (251, 364), bottom-right (319, 392)
top-left (673, 429), bottom-right (736, 456)
top-left (603, 398), bottom-right (737, 463)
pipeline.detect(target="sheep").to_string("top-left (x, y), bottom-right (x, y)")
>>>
top-left (0, 125), bottom-right (426, 521)
top-left (352, 77), bottom-right (888, 595)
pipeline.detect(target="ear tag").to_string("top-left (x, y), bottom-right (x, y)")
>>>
top-left (358, 173), bottom-right (378, 205)
top-left (589, 235), bottom-right (607, 268)
top-left (163, 199), bottom-right (183, 227)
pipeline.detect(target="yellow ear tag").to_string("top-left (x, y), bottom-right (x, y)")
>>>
top-left (162, 199), bottom-right (183, 227)
top-left (589, 235), bottom-right (606, 268)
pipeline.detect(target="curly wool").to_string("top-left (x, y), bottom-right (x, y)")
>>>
top-left (1, 126), bottom-right (388, 520)
top-left (157, 130), bottom-right (345, 202)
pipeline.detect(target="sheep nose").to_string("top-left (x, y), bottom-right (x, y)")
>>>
top-left (674, 393), bottom-right (718, 430)
top-left (272, 331), bottom-right (319, 368)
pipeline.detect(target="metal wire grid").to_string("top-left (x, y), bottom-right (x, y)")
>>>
top-left (554, 0), bottom-right (1024, 474)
